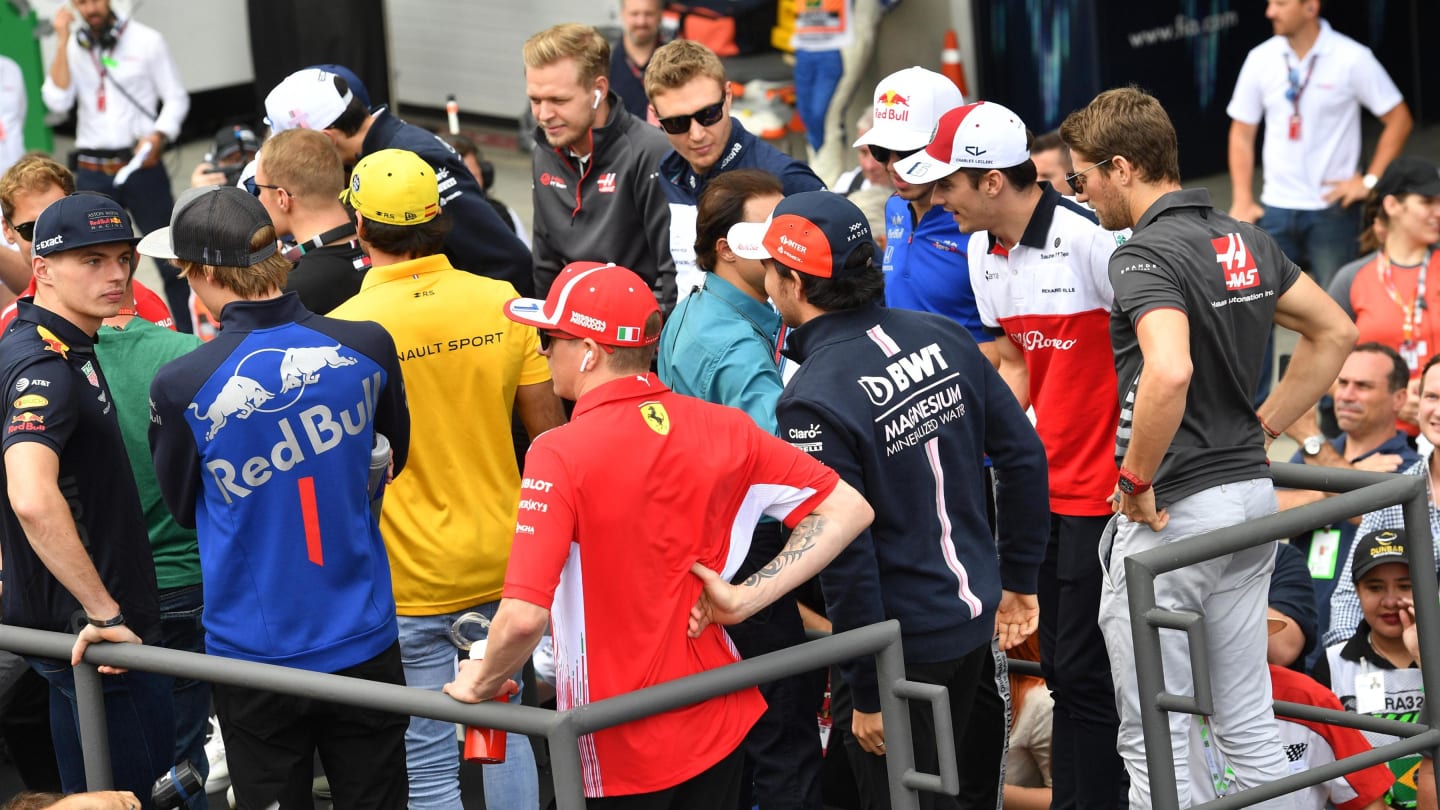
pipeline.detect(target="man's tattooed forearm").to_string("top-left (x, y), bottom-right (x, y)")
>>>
top-left (741, 515), bottom-right (825, 587)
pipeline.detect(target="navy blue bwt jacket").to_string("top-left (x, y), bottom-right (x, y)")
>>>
top-left (777, 303), bottom-right (1049, 712)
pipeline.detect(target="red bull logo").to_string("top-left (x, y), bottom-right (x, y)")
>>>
top-left (875, 89), bottom-right (911, 123)
top-left (88, 216), bottom-right (123, 228)
top-left (8, 412), bottom-right (44, 434)
top-left (36, 326), bottom-right (68, 359)
top-left (877, 90), bottom-right (909, 107)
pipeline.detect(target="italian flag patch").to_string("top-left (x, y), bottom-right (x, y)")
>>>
top-left (616, 326), bottom-right (639, 342)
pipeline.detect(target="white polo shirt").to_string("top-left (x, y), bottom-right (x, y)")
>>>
top-left (968, 186), bottom-right (1127, 516)
top-left (1226, 19), bottom-right (1403, 211)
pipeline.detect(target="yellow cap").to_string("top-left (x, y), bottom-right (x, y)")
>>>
top-left (341, 148), bottom-right (440, 225)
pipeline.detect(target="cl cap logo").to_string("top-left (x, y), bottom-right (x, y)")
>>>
top-left (964, 145), bottom-right (987, 156)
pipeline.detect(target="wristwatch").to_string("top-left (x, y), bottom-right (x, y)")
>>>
top-left (1363, 173), bottom-right (1379, 191)
top-left (1117, 468), bottom-right (1151, 496)
top-left (1302, 435), bottom-right (1325, 457)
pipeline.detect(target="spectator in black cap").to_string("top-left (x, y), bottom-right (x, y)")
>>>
top-left (190, 124), bottom-right (261, 189)
top-left (1328, 156), bottom-right (1440, 437)
top-left (0, 190), bottom-right (173, 805)
top-left (1318, 527), bottom-right (1420, 809)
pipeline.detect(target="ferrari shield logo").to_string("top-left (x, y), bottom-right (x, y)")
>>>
top-left (639, 401), bottom-right (669, 435)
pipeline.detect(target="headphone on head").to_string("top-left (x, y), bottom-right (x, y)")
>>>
top-left (592, 89), bottom-right (603, 109)
top-left (76, 14), bottom-right (124, 51)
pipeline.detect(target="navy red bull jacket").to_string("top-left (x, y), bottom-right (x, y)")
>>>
top-left (149, 293), bottom-right (409, 674)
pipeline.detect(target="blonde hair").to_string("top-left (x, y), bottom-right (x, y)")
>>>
top-left (523, 23), bottom-right (611, 87)
top-left (643, 39), bottom-right (726, 100)
top-left (258, 129), bottom-right (344, 201)
top-left (0, 153), bottom-right (75, 224)
top-left (178, 225), bottom-right (290, 298)
top-left (1059, 86), bottom-right (1180, 185)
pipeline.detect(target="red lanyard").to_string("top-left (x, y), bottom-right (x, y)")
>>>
top-left (89, 49), bottom-right (108, 112)
top-left (1283, 53), bottom-right (1318, 140)
top-left (1377, 250), bottom-right (1431, 347)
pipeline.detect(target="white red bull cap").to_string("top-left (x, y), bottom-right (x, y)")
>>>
top-left (853, 67), bottom-right (965, 153)
top-left (896, 101), bottom-right (1030, 185)
top-left (503, 262), bottom-right (660, 348)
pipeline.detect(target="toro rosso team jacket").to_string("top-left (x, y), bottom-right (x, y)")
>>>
top-left (150, 293), bottom-right (409, 674)
top-left (777, 302), bottom-right (1049, 712)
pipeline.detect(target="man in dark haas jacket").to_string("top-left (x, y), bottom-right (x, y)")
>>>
top-left (0, 191), bottom-right (172, 806)
top-left (732, 190), bottom-right (1050, 810)
top-left (263, 66), bottom-right (534, 296)
top-left (142, 185), bottom-right (411, 810)
top-left (644, 39), bottom-right (825, 303)
top-left (524, 23), bottom-right (677, 313)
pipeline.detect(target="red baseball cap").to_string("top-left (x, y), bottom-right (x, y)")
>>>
top-left (503, 262), bottom-right (660, 347)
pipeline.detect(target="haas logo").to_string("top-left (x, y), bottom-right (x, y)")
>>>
top-left (189, 376), bottom-right (273, 440)
top-left (1213, 233), bottom-right (1259, 291)
top-left (279, 345), bottom-right (357, 393)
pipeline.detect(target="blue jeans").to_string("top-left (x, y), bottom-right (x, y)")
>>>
top-left (794, 50), bottom-right (844, 151)
top-left (159, 584), bottom-right (209, 809)
top-left (29, 656), bottom-right (175, 809)
top-left (76, 162), bottom-right (191, 333)
top-left (1256, 203), bottom-right (1361, 288)
top-left (397, 603), bottom-right (538, 810)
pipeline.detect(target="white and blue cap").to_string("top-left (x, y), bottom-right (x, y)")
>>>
top-left (31, 192), bottom-right (140, 258)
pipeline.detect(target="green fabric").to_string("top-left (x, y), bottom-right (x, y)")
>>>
top-left (96, 319), bottom-right (202, 589)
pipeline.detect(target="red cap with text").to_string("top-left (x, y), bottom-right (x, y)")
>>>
top-left (503, 262), bottom-right (660, 347)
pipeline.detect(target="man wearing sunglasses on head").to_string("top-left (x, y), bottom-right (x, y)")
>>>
top-left (0, 154), bottom-right (172, 331)
top-left (645, 40), bottom-right (825, 302)
top-left (855, 68), bottom-right (997, 366)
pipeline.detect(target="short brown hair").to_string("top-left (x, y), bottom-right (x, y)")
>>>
top-left (608, 311), bottom-right (663, 373)
top-left (0, 153), bottom-right (75, 224)
top-left (523, 24), bottom-right (611, 87)
top-left (1059, 86), bottom-right (1180, 185)
top-left (3, 792), bottom-right (65, 810)
top-left (644, 39), bottom-right (726, 101)
top-left (178, 225), bottom-right (290, 298)
top-left (259, 129), bottom-right (345, 202)
top-left (695, 169), bottom-right (783, 273)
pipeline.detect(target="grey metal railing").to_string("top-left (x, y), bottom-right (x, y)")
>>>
top-left (0, 618), bottom-right (957, 809)
top-left (1126, 462), bottom-right (1440, 809)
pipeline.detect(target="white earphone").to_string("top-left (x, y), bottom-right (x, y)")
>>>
top-left (592, 89), bottom-right (602, 109)
top-left (580, 350), bottom-right (593, 373)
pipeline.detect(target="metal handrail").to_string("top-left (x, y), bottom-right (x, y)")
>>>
top-left (0, 618), bottom-right (958, 809)
top-left (1125, 462), bottom-right (1440, 808)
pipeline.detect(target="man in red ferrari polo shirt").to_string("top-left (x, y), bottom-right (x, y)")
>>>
top-left (445, 261), bottom-right (872, 808)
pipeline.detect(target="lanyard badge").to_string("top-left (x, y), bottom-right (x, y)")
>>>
top-left (1284, 54), bottom-right (1318, 141)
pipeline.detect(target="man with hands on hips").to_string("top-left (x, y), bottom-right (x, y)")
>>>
top-left (445, 261), bottom-right (872, 809)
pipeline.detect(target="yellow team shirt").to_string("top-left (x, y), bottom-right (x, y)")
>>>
top-left (330, 253), bottom-right (551, 614)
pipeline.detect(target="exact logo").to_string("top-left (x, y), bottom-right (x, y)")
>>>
top-left (1213, 233), bottom-right (1259, 291)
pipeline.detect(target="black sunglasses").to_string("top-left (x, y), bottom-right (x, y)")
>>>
top-left (868, 145), bottom-right (922, 165)
top-left (657, 100), bottom-right (726, 135)
top-left (243, 177), bottom-right (284, 198)
top-left (538, 330), bottom-right (575, 351)
top-left (12, 221), bottom-right (35, 242)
